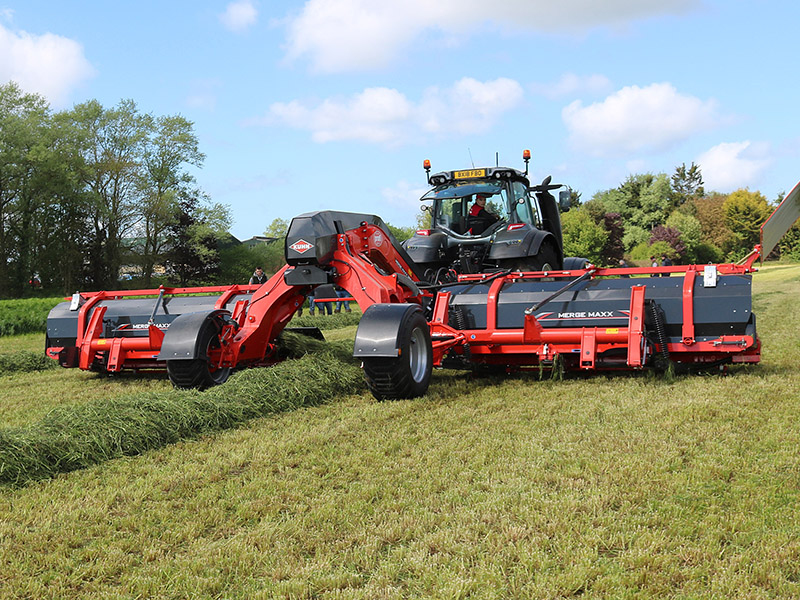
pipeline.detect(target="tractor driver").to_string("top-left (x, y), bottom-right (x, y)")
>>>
top-left (467, 193), bottom-right (499, 235)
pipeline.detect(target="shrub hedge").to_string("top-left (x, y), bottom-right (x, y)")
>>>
top-left (0, 297), bottom-right (63, 336)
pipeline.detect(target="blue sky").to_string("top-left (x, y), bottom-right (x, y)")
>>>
top-left (1, 1), bottom-right (798, 239)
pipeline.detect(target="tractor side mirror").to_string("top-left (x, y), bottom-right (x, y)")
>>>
top-left (558, 190), bottom-right (571, 211)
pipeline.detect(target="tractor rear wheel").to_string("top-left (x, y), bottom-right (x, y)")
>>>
top-left (503, 243), bottom-right (560, 272)
top-left (166, 318), bottom-right (231, 390)
top-left (362, 310), bottom-right (433, 401)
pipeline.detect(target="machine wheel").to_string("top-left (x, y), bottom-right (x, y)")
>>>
top-left (504, 243), bottom-right (560, 272)
top-left (362, 310), bottom-right (433, 401)
top-left (166, 318), bottom-right (231, 390)
top-left (529, 243), bottom-right (560, 271)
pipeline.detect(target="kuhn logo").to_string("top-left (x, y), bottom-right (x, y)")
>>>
top-left (289, 239), bottom-right (314, 254)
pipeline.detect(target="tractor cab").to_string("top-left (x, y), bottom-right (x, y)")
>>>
top-left (405, 156), bottom-right (566, 278)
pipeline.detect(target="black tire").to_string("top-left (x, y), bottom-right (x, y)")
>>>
top-left (166, 318), bottom-right (231, 390)
top-left (528, 243), bottom-right (560, 271)
top-left (362, 310), bottom-right (433, 401)
top-left (503, 243), bottom-right (561, 272)
top-left (563, 256), bottom-right (590, 270)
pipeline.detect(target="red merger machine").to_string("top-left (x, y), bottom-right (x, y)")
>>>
top-left (46, 153), bottom-right (800, 399)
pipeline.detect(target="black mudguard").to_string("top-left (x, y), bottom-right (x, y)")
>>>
top-left (488, 228), bottom-right (559, 262)
top-left (353, 303), bottom-right (425, 358)
top-left (156, 310), bottom-right (228, 361)
top-left (405, 231), bottom-right (447, 264)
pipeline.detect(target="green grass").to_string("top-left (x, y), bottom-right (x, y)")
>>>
top-left (0, 333), bottom-right (360, 485)
top-left (0, 265), bottom-right (799, 598)
top-left (0, 332), bottom-right (47, 354)
top-left (0, 296), bottom-right (63, 336)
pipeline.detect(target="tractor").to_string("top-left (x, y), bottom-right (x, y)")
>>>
top-left (404, 151), bottom-right (585, 282)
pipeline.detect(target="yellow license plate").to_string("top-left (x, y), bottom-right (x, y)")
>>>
top-left (454, 169), bottom-right (486, 179)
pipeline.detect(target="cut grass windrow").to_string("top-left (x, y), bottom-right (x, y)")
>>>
top-left (0, 350), bottom-right (58, 374)
top-left (0, 333), bottom-right (364, 486)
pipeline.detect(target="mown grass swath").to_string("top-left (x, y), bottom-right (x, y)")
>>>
top-left (0, 333), bottom-right (363, 486)
top-left (290, 309), bottom-right (361, 329)
top-left (0, 350), bottom-right (57, 374)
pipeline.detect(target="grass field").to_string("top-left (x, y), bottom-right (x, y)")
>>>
top-left (1, 265), bottom-right (800, 598)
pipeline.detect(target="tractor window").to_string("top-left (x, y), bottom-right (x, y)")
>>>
top-left (422, 180), bottom-right (513, 236)
top-left (511, 181), bottom-right (541, 228)
top-left (434, 197), bottom-right (469, 234)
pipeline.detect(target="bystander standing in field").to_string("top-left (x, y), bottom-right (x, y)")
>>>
top-left (334, 285), bottom-right (351, 313)
top-left (249, 267), bottom-right (267, 285)
top-left (314, 284), bottom-right (336, 316)
top-left (661, 254), bottom-right (673, 277)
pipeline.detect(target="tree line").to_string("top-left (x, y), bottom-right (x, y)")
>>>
top-left (0, 82), bottom-right (230, 298)
top-left (560, 162), bottom-right (799, 266)
top-left (5, 77), bottom-right (795, 298)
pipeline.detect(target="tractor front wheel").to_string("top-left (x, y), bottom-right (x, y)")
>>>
top-left (362, 310), bottom-right (433, 401)
top-left (166, 318), bottom-right (231, 390)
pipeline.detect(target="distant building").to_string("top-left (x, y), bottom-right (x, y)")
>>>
top-left (240, 235), bottom-right (277, 249)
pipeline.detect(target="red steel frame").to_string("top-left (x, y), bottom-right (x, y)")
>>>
top-left (426, 264), bottom-right (760, 372)
top-left (49, 222), bottom-right (762, 375)
top-left (48, 284), bottom-right (265, 372)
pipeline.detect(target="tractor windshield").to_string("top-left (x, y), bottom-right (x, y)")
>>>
top-left (421, 181), bottom-right (508, 236)
top-left (421, 179), bottom-right (542, 236)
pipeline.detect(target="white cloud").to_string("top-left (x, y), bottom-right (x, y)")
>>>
top-left (530, 73), bottom-right (612, 100)
top-left (259, 77), bottom-right (524, 145)
top-left (696, 141), bottom-right (772, 191)
top-left (284, 0), bottom-right (698, 72)
top-left (220, 0), bottom-right (258, 33)
top-left (382, 180), bottom-right (429, 212)
top-left (268, 87), bottom-right (412, 144)
top-left (562, 83), bottom-right (720, 156)
top-left (490, 0), bottom-right (697, 29)
top-left (0, 23), bottom-right (94, 106)
top-left (419, 78), bottom-right (524, 136)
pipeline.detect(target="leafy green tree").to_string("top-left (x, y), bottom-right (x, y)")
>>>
top-left (164, 195), bottom-right (231, 286)
top-left (599, 212), bottom-right (625, 265)
top-left (264, 218), bottom-right (289, 239)
top-left (650, 225), bottom-right (685, 261)
top-left (592, 173), bottom-right (673, 243)
top-left (386, 222), bottom-right (416, 242)
top-left (778, 222), bottom-right (800, 261)
top-left (691, 192), bottom-right (736, 256)
top-left (561, 209), bottom-right (609, 265)
top-left (671, 162), bottom-right (704, 205)
top-left (723, 189), bottom-right (771, 257)
top-left (67, 99), bottom-right (149, 289)
top-left (0, 82), bottom-right (50, 296)
top-left (621, 225), bottom-right (649, 253)
top-left (136, 114), bottom-right (205, 287)
top-left (27, 112), bottom-right (94, 295)
top-left (666, 211), bottom-right (703, 263)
